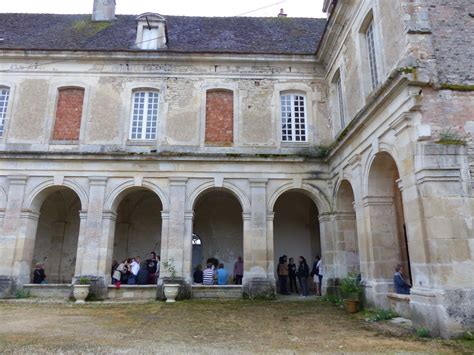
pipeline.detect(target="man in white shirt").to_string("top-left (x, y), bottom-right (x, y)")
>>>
top-left (128, 257), bottom-right (140, 285)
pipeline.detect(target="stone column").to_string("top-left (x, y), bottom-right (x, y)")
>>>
top-left (182, 211), bottom-right (194, 283)
top-left (96, 211), bottom-right (117, 289)
top-left (265, 212), bottom-right (275, 282)
top-left (333, 211), bottom-right (358, 278)
top-left (243, 179), bottom-right (274, 298)
top-left (318, 212), bottom-right (336, 295)
top-left (165, 178), bottom-right (187, 277)
top-left (74, 177), bottom-right (107, 296)
top-left (0, 176), bottom-right (30, 294)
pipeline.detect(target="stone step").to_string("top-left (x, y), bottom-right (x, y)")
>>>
top-left (192, 285), bottom-right (242, 299)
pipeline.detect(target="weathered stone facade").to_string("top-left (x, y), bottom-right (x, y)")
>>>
top-left (0, 0), bottom-right (472, 338)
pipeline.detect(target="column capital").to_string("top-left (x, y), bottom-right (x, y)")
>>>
top-left (102, 211), bottom-right (118, 221)
top-left (161, 211), bottom-right (170, 220)
top-left (362, 196), bottom-right (393, 207)
top-left (184, 211), bottom-right (195, 220)
top-left (89, 176), bottom-right (108, 186)
top-left (266, 211), bottom-right (275, 221)
top-left (20, 209), bottom-right (40, 221)
top-left (79, 210), bottom-right (88, 220)
top-left (242, 212), bottom-right (252, 221)
top-left (7, 175), bottom-right (28, 185)
top-left (318, 212), bottom-right (333, 222)
top-left (333, 211), bottom-right (356, 221)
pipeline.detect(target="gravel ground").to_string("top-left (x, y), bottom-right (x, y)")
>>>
top-left (0, 298), bottom-right (472, 354)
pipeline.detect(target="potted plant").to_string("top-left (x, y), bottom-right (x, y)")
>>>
top-left (73, 277), bottom-right (90, 303)
top-left (162, 259), bottom-right (180, 303)
top-left (340, 272), bottom-right (362, 313)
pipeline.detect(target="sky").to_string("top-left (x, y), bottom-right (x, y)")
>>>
top-left (0, 0), bottom-right (326, 18)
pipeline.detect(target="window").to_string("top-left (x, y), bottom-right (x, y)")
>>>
top-left (130, 91), bottom-right (159, 140)
top-left (205, 89), bottom-right (234, 146)
top-left (336, 75), bottom-right (345, 129)
top-left (52, 87), bottom-right (84, 141)
top-left (280, 93), bottom-right (307, 142)
top-left (140, 27), bottom-right (159, 50)
top-left (366, 21), bottom-right (379, 89)
top-left (0, 87), bottom-right (9, 137)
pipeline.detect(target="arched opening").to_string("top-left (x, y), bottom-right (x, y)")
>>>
top-left (273, 190), bottom-right (321, 293)
top-left (367, 152), bottom-right (411, 284)
top-left (112, 189), bottom-right (163, 282)
top-left (192, 189), bottom-right (243, 283)
top-left (335, 180), bottom-right (360, 276)
top-left (31, 187), bottom-right (82, 283)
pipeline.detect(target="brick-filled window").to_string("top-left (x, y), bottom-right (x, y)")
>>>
top-left (130, 90), bottom-right (159, 140)
top-left (205, 89), bottom-right (234, 146)
top-left (52, 87), bottom-right (85, 141)
top-left (366, 21), bottom-right (379, 89)
top-left (280, 93), bottom-right (307, 142)
top-left (0, 87), bottom-right (10, 137)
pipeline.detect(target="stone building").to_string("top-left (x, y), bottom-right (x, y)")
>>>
top-left (0, 0), bottom-right (472, 337)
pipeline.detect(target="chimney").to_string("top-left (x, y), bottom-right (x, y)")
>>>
top-left (92, 0), bottom-right (116, 21)
top-left (278, 8), bottom-right (287, 17)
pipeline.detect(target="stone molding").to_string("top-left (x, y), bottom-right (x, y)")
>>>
top-left (415, 168), bottom-right (461, 185)
top-left (19, 210), bottom-right (40, 221)
top-left (333, 211), bottom-right (356, 221)
top-left (362, 196), bottom-right (393, 207)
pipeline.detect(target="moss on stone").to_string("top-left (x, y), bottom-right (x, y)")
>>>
top-left (439, 84), bottom-right (474, 92)
top-left (72, 19), bottom-right (112, 37)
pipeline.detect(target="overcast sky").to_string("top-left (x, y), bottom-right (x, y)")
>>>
top-left (1, 0), bottom-right (326, 18)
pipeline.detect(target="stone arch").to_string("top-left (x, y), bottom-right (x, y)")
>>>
top-left (335, 179), bottom-right (356, 212)
top-left (363, 142), bottom-right (402, 197)
top-left (186, 180), bottom-right (251, 213)
top-left (268, 182), bottom-right (330, 214)
top-left (104, 179), bottom-right (169, 212)
top-left (24, 178), bottom-right (88, 212)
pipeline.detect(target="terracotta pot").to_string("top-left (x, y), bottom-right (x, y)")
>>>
top-left (345, 299), bottom-right (359, 313)
top-left (164, 283), bottom-right (180, 303)
top-left (73, 284), bottom-right (90, 303)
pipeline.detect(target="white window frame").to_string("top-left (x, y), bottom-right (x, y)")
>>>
top-left (0, 87), bottom-right (10, 137)
top-left (280, 93), bottom-right (308, 143)
top-left (129, 90), bottom-right (159, 140)
top-left (365, 21), bottom-right (379, 90)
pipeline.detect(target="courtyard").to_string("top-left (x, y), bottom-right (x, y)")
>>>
top-left (0, 299), bottom-right (471, 353)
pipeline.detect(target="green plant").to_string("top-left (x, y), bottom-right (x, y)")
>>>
top-left (321, 295), bottom-right (344, 306)
top-left (458, 331), bottom-right (474, 341)
top-left (340, 272), bottom-right (362, 300)
top-left (437, 128), bottom-right (466, 145)
top-left (365, 309), bottom-right (397, 322)
top-left (162, 259), bottom-right (177, 279)
top-left (416, 327), bottom-right (431, 338)
top-left (78, 277), bottom-right (91, 285)
top-left (15, 289), bottom-right (30, 299)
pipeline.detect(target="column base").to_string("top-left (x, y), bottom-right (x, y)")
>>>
top-left (157, 277), bottom-right (191, 301)
top-left (0, 275), bottom-right (15, 298)
top-left (410, 287), bottom-right (474, 338)
top-left (243, 277), bottom-right (275, 299)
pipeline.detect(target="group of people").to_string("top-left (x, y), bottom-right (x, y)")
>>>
top-left (193, 256), bottom-right (244, 286)
top-left (277, 255), bottom-right (323, 297)
top-left (111, 252), bottom-right (160, 287)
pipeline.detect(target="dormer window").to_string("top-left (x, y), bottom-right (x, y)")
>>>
top-left (135, 13), bottom-right (167, 50)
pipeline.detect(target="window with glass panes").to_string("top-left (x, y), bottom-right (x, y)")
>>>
top-left (130, 91), bottom-right (159, 140)
top-left (0, 87), bottom-right (9, 137)
top-left (366, 22), bottom-right (379, 89)
top-left (280, 94), bottom-right (307, 142)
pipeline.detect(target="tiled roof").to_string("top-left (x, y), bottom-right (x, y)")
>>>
top-left (0, 13), bottom-right (326, 55)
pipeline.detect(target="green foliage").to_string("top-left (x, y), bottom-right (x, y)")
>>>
top-left (365, 309), bottom-right (398, 322)
top-left (458, 331), bottom-right (474, 341)
top-left (15, 289), bottom-right (30, 299)
top-left (340, 272), bottom-right (362, 299)
top-left (162, 259), bottom-right (177, 279)
top-left (437, 128), bottom-right (466, 145)
top-left (78, 277), bottom-right (91, 285)
top-left (321, 295), bottom-right (344, 306)
top-left (313, 145), bottom-right (330, 158)
top-left (397, 66), bottom-right (416, 74)
top-left (416, 327), bottom-right (431, 338)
